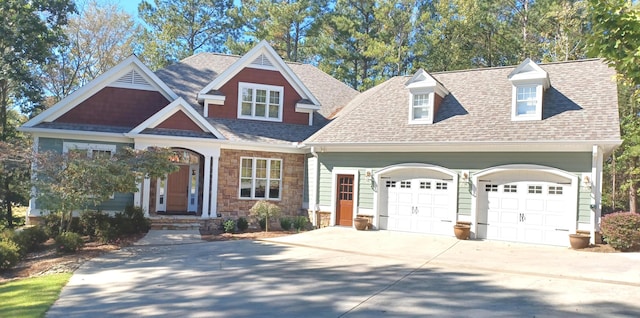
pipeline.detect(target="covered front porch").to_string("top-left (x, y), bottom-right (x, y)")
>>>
top-left (133, 139), bottom-right (220, 219)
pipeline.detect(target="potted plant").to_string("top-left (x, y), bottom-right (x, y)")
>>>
top-left (453, 222), bottom-right (471, 240)
top-left (353, 217), bottom-right (369, 231)
top-left (569, 233), bottom-right (590, 249)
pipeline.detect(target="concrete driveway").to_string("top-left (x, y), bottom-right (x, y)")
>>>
top-left (47, 227), bottom-right (640, 317)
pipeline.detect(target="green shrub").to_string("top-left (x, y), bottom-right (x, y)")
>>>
top-left (236, 217), bottom-right (249, 232)
top-left (42, 213), bottom-right (81, 238)
top-left (280, 218), bottom-right (292, 231)
top-left (258, 217), bottom-right (266, 231)
top-left (223, 219), bottom-right (236, 233)
top-left (0, 240), bottom-right (20, 271)
top-left (12, 227), bottom-right (48, 255)
top-left (55, 232), bottom-right (84, 253)
top-left (293, 216), bottom-right (308, 231)
top-left (601, 212), bottom-right (640, 251)
top-left (122, 205), bottom-right (150, 234)
top-left (79, 210), bottom-right (110, 239)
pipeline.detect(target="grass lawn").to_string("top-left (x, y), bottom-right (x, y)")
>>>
top-left (0, 273), bottom-right (72, 318)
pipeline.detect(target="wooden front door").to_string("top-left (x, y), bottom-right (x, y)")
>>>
top-left (166, 165), bottom-right (190, 212)
top-left (336, 174), bottom-right (354, 226)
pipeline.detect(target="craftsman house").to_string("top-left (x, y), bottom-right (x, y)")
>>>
top-left (21, 41), bottom-right (621, 246)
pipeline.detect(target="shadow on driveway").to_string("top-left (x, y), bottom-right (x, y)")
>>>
top-left (47, 236), bottom-right (640, 317)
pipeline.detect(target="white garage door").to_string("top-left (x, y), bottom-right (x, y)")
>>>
top-left (478, 181), bottom-right (572, 246)
top-left (381, 178), bottom-right (454, 235)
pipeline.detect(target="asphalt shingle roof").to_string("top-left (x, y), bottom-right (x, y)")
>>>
top-left (155, 53), bottom-right (359, 144)
top-left (305, 59), bottom-right (621, 144)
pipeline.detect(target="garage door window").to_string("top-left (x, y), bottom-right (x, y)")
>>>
top-left (486, 184), bottom-right (498, 192)
top-left (528, 185), bottom-right (542, 194)
top-left (386, 181), bottom-right (396, 188)
top-left (504, 184), bottom-right (517, 193)
top-left (420, 181), bottom-right (431, 189)
top-left (548, 186), bottom-right (563, 195)
top-left (436, 182), bottom-right (448, 190)
top-left (400, 181), bottom-right (411, 188)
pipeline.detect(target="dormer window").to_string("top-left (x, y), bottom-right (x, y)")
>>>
top-left (412, 93), bottom-right (431, 121)
top-left (516, 86), bottom-right (538, 116)
top-left (237, 82), bottom-right (283, 121)
top-left (406, 69), bottom-right (449, 125)
top-left (509, 59), bottom-right (549, 121)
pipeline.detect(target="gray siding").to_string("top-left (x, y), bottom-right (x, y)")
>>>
top-left (317, 152), bottom-right (592, 221)
top-left (37, 137), bottom-right (134, 212)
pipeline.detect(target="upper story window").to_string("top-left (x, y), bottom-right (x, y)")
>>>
top-left (508, 59), bottom-right (549, 121)
top-left (238, 82), bottom-right (284, 122)
top-left (412, 93), bottom-right (431, 121)
top-left (516, 86), bottom-right (538, 116)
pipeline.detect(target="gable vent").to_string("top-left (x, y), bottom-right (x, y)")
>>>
top-left (250, 54), bottom-right (274, 68)
top-left (112, 70), bottom-right (153, 89)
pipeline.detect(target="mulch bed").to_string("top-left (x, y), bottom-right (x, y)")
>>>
top-left (199, 230), bottom-right (295, 242)
top-left (0, 233), bottom-right (145, 283)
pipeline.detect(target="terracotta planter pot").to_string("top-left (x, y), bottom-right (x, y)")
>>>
top-left (354, 217), bottom-right (369, 231)
top-left (453, 225), bottom-right (470, 240)
top-left (569, 234), bottom-right (590, 249)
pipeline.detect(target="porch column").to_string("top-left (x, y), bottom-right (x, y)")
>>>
top-left (133, 182), bottom-right (142, 208)
top-left (201, 155), bottom-right (211, 219)
top-left (142, 177), bottom-right (151, 217)
top-left (591, 145), bottom-right (603, 245)
top-left (210, 155), bottom-right (220, 218)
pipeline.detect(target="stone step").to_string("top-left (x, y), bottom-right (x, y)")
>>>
top-left (149, 216), bottom-right (203, 231)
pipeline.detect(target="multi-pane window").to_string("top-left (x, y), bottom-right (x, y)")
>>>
top-left (240, 157), bottom-right (282, 200)
top-left (238, 82), bottom-right (283, 121)
top-left (419, 181), bottom-right (431, 189)
top-left (504, 185), bottom-right (517, 193)
top-left (412, 93), bottom-right (430, 120)
top-left (400, 181), bottom-right (411, 188)
top-left (436, 182), bottom-right (448, 190)
top-left (528, 185), bottom-right (543, 194)
top-left (486, 184), bottom-right (498, 192)
top-left (385, 181), bottom-right (396, 188)
top-left (549, 186), bottom-right (563, 195)
top-left (516, 86), bottom-right (538, 116)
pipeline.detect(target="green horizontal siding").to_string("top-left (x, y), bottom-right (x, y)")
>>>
top-left (36, 137), bottom-right (134, 212)
top-left (317, 152), bottom-right (592, 219)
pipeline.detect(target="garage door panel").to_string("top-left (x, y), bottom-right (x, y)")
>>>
top-left (525, 199), bottom-right (544, 211)
top-left (480, 180), bottom-right (574, 246)
top-left (433, 194), bottom-right (449, 206)
top-left (432, 207), bottom-right (449, 218)
top-left (546, 200), bottom-right (565, 212)
top-left (416, 193), bottom-right (433, 205)
top-left (500, 211), bottom-right (520, 224)
top-left (500, 198), bottom-right (519, 210)
top-left (525, 213), bottom-right (544, 226)
top-left (384, 177), bottom-right (454, 235)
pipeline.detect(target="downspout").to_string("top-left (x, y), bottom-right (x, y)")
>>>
top-left (310, 146), bottom-right (319, 227)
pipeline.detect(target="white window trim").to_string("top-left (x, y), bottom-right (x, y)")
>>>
top-left (62, 142), bottom-right (117, 199)
top-left (238, 157), bottom-right (283, 200)
top-left (237, 82), bottom-right (284, 122)
top-left (511, 84), bottom-right (543, 121)
top-left (62, 142), bottom-right (116, 157)
top-left (408, 90), bottom-right (435, 125)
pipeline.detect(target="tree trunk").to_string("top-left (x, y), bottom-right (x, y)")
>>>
top-left (4, 177), bottom-right (11, 228)
top-left (630, 182), bottom-right (637, 213)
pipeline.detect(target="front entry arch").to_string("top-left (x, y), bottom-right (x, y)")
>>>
top-left (156, 149), bottom-right (202, 214)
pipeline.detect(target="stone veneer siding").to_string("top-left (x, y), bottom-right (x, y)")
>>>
top-left (217, 149), bottom-right (305, 219)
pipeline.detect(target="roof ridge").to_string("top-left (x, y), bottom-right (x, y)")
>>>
top-left (430, 58), bottom-right (603, 75)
